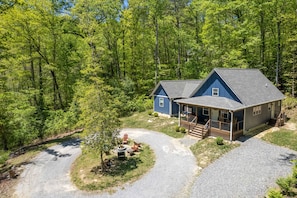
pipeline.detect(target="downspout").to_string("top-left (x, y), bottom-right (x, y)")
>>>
top-left (230, 111), bottom-right (234, 141)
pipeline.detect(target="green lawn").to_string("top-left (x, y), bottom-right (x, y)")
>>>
top-left (120, 111), bottom-right (185, 138)
top-left (71, 143), bottom-right (155, 192)
top-left (190, 138), bottom-right (240, 169)
top-left (262, 129), bottom-right (297, 152)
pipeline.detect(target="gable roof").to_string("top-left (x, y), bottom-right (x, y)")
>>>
top-left (176, 68), bottom-right (285, 110)
top-left (212, 68), bottom-right (284, 107)
top-left (151, 80), bottom-right (202, 99)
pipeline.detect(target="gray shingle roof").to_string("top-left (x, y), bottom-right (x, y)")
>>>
top-left (151, 80), bottom-right (202, 99)
top-left (213, 68), bottom-right (285, 107)
top-left (175, 96), bottom-right (245, 111)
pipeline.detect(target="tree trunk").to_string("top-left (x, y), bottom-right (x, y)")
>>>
top-left (259, 11), bottom-right (265, 70)
top-left (154, 16), bottom-right (160, 85)
top-left (276, 20), bottom-right (281, 87)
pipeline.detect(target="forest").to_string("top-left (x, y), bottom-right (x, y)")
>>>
top-left (0, 0), bottom-right (297, 151)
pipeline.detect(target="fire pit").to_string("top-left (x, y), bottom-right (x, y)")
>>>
top-left (117, 146), bottom-right (126, 159)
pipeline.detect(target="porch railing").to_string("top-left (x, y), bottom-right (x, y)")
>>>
top-left (188, 116), bottom-right (197, 132)
top-left (210, 120), bottom-right (244, 132)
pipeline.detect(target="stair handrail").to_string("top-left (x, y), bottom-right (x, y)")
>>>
top-left (188, 116), bottom-right (197, 132)
top-left (203, 119), bottom-right (211, 137)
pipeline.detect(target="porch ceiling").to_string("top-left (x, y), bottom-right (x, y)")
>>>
top-left (175, 96), bottom-right (245, 111)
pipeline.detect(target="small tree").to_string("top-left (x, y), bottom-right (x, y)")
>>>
top-left (78, 82), bottom-right (121, 172)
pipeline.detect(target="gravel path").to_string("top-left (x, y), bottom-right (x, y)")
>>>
top-left (15, 128), bottom-right (197, 198)
top-left (190, 137), bottom-right (297, 198)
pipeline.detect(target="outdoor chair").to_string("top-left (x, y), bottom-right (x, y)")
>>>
top-left (122, 133), bottom-right (128, 144)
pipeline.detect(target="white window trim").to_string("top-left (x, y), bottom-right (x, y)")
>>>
top-left (212, 88), bottom-right (219, 97)
top-left (221, 110), bottom-right (229, 119)
top-left (202, 108), bottom-right (209, 116)
top-left (253, 105), bottom-right (262, 116)
top-left (159, 98), bottom-right (164, 107)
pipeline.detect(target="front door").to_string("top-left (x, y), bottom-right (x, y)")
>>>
top-left (211, 109), bottom-right (219, 121)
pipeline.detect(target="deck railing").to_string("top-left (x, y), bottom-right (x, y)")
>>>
top-left (210, 120), bottom-right (243, 132)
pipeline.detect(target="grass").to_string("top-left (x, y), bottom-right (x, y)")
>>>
top-left (71, 143), bottom-right (155, 192)
top-left (120, 111), bottom-right (184, 138)
top-left (190, 138), bottom-right (240, 169)
top-left (262, 129), bottom-right (297, 152)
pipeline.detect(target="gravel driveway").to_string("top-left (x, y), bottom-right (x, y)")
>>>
top-left (15, 129), bottom-right (297, 198)
top-left (190, 137), bottom-right (297, 198)
top-left (15, 128), bottom-right (197, 198)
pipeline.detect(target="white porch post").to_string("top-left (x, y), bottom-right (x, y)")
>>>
top-left (178, 104), bottom-right (181, 127)
top-left (230, 111), bottom-right (234, 141)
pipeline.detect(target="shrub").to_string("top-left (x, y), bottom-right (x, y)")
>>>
top-left (175, 126), bottom-right (180, 132)
top-left (267, 188), bottom-right (284, 198)
top-left (293, 161), bottom-right (297, 180)
top-left (148, 110), bottom-right (153, 116)
top-left (180, 127), bottom-right (186, 133)
top-left (153, 112), bottom-right (159, 117)
top-left (276, 176), bottom-right (296, 196)
top-left (0, 151), bottom-right (9, 165)
top-left (216, 136), bottom-right (224, 145)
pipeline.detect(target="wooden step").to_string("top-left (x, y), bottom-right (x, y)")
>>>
top-left (189, 125), bottom-right (208, 139)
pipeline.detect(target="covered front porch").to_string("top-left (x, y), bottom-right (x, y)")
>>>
top-left (176, 96), bottom-right (245, 141)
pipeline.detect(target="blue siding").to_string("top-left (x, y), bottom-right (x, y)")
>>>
top-left (172, 101), bottom-right (179, 115)
top-left (193, 72), bottom-right (241, 103)
top-left (155, 85), bottom-right (167, 96)
top-left (154, 96), bottom-right (170, 115)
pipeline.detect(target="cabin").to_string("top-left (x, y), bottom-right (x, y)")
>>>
top-left (150, 80), bottom-right (202, 116)
top-left (151, 68), bottom-right (285, 141)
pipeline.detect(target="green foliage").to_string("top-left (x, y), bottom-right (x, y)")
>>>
top-left (276, 177), bottom-right (296, 196)
top-left (266, 188), bottom-right (284, 198)
top-left (180, 127), bottom-right (186, 133)
top-left (293, 161), bottom-right (297, 180)
top-left (175, 126), bottom-right (180, 132)
top-left (44, 109), bottom-right (77, 136)
top-left (283, 96), bottom-right (297, 110)
top-left (153, 112), bottom-right (159, 117)
top-left (0, 150), bottom-right (9, 165)
top-left (216, 137), bottom-right (224, 145)
top-left (148, 110), bottom-right (153, 116)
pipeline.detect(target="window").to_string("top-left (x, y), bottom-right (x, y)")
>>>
top-left (159, 98), bottom-right (164, 107)
top-left (212, 88), bottom-right (219, 96)
top-left (221, 110), bottom-right (229, 119)
top-left (202, 108), bottom-right (209, 116)
top-left (253, 106), bottom-right (261, 116)
top-left (278, 101), bottom-right (281, 106)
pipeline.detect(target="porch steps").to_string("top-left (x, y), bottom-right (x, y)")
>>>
top-left (189, 124), bottom-right (207, 139)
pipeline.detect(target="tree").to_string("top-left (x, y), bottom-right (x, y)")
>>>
top-left (77, 82), bottom-right (121, 172)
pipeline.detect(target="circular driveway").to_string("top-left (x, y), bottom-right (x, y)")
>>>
top-left (14, 129), bottom-right (297, 198)
top-left (15, 128), bottom-right (198, 198)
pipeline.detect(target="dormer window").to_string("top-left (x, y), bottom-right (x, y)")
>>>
top-left (212, 88), bottom-right (219, 96)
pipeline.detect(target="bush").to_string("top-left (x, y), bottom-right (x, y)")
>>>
top-left (175, 126), bottom-right (180, 132)
top-left (293, 161), bottom-right (297, 180)
top-left (276, 177), bottom-right (296, 196)
top-left (0, 151), bottom-right (9, 165)
top-left (148, 110), bottom-right (153, 116)
top-left (180, 127), bottom-right (186, 133)
top-left (216, 136), bottom-right (224, 145)
top-left (267, 188), bottom-right (284, 198)
top-left (153, 112), bottom-right (159, 117)
top-left (283, 96), bottom-right (297, 109)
